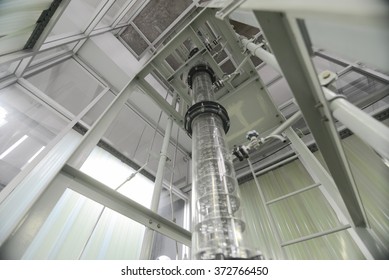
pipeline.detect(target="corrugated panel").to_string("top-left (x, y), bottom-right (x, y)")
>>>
top-left (338, 130), bottom-right (389, 255)
top-left (239, 158), bottom-right (366, 259)
top-left (312, 124), bottom-right (389, 257)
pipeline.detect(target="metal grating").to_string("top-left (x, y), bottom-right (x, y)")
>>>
top-left (133, 0), bottom-right (193, 43)
top-left (120, 24), bottom-right (149, 56)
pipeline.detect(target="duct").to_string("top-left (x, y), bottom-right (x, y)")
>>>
top-left (184, 63), bottom-right (262, 259)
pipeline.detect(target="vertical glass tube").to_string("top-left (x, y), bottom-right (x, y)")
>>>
top-left (190, 70), bottom-right (256, 259)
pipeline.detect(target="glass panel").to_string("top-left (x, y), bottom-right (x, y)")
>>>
top-left (0, 84), bottom-right (68, 189)
top-left (330, 70), bottom-right (387, 104)
top-left (31, 43), bottom-right (76, 66)
top-left (0, 0), bottom-right (51, 55)
top-left (312, 55), bottom-right (345, 74)
top-left (96, 0), bottom-right (128, 29)
top-left (80, 207), bottom-right (146, 259)
top-left (102, 104), bottom-right (154, 161)
top-left (0, 60), bottom-right (19, 79)
top-left (22, 187), bottom-right (147, 260)
top-left (80, 146), bottom-right (154, 207)
top-left (48, 0), bottom-right (105, 39)
top-left (27, 58), bottom-right (105, 116)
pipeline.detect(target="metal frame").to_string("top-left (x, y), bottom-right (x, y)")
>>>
top-left (250, 12), bottom-right (368, 228)
top-left (1, 0), bottom-right (388, 260)
top-left (232, 0), bottom-right (389, 259)
top-left (61, 164), bottom-right (191, 247)
top-left (286, 128), bottom-right (384, 259)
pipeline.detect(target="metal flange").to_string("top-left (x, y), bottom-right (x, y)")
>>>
top-left (184, 101), bottom-right (230, 136)
top-left (187, 64), bottom-right (216, 89)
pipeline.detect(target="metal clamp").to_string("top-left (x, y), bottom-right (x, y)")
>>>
top-left (187, 64), bottom-right (216, 89)
top-left (184, 101), bottom-right (230, 136)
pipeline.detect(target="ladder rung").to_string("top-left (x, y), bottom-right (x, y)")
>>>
top-left (280, 224), bottom-right (351, 247)
top-left (266, 182), bottom-right (321, 205)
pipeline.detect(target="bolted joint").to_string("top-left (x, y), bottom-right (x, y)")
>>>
top-left (187, 64), bottom-right (216, 89)
top-left (184, 101), bottom-right (230, 136)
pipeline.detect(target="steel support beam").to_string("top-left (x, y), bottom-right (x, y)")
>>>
top-left (253, 11), bottom-right (367, 228)
top-left (136, 79), bottom-right (184, 125)
top-left (61, 164), bottom-right (191, 247)
top-left (67, 81), bottom-right (135, 168)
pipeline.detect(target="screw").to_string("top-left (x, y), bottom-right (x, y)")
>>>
top-left (149, 220), bottom-right (153, 224)
top-left (322, 71), bottom-right (331, 79)
top-left (314, 102), bottom-right (323, 109)
top-left (157, 224), bottom-right (161, 228)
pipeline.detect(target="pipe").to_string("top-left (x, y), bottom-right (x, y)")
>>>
top-left (240, 36), bottom-right (282, 73)
top-left (242, 36), bottom-right (389, 160)
top-left (139, 117), bottom-right (173, 259)
top-left (271, 111), bottom-right (303, 136)
top-left (265, 134), bottom-right (286, 143)
top-left (323, 88), bottom-right (389, 160)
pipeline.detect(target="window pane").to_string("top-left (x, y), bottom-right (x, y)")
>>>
top-left (27, 59), bottom-right (105, 116)
top-left (96, 0), bottom-right (128, 29)
top-left (31, 43), bottom-right (76, 66)
top-left (331, 70), bottom-right (387, 104)
top-left (0, 60), bottom-right (19, 79)
top-left (0, 84), bottom-right (68, 189)
top-left (80, 146), bottom-right (154, 207)
top-left (48, 0), bottom-right (106, 39)
top-left (0, 0), bottom-right (52, 55)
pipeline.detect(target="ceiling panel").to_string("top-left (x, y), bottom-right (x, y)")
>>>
top-left (133, 0), bottom-right (193, 43)
top-left (120, 24), bottom-right (149, 56)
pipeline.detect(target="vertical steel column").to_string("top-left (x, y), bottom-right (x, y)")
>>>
top-left (139, 117), bottom-right (173, 259)
top-left (185, 64), bottom-right (262, 260)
